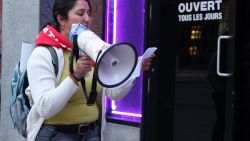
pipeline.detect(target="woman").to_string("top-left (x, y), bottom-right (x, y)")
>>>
top-left (26, 0), bottom-right (155, 141)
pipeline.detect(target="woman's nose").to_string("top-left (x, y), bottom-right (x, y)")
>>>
top-left (82, 14), bottom-right (91, 27)
top-left (83, 13), bottom-right (90, 23)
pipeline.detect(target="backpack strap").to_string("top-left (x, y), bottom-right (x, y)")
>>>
top-left (46, 46), bottom-right (59, 76)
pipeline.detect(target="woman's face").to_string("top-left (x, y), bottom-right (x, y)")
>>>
top-left (61, 0), bottom-right (91, 38)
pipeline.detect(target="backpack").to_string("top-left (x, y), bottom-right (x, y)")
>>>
top-left (10, 43), bottom-right (58, 138)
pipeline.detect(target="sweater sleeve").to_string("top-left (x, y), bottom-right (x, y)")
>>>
top-left (102, 78), bottom-right (137, 101)
top-left (27, 47), bottom-right (79, 119)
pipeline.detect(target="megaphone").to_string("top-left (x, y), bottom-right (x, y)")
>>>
top-left (69, 23), bottom-right (138, 88)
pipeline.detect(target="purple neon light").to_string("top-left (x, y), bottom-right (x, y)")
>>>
top-left (111, 100), bottom-right (116, 110)
top-left (113, 0), bottom-right (117, 43)
top-left (107, 0), bottom-right (142, 117)
top-left (105, 0), bottom-right (109, 42)
top-left (111, 111), bottom-right (142, 117)
top-left (105, 0), bottom-right (145, 122)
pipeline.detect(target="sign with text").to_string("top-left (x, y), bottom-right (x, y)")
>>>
top-left (178, 0), bottom-right (223, 22)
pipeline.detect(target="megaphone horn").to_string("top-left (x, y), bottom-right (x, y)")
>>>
top-left (69, 23), bottom-right (138, 88)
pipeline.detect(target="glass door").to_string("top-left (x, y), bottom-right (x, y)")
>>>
top-left (174, 0), bottom-right (235, 141)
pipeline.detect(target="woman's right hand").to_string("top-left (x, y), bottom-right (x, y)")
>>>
top-left (73, 55), bottom-right (92, 79)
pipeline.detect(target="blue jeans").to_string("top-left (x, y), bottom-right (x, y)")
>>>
top-left (35, 124), bottom-right (100, 141)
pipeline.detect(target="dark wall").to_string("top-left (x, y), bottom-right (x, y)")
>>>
top-left (141, 0), bottom-right (178, 141)
top-left (235, 1), bottom-right (250, 141)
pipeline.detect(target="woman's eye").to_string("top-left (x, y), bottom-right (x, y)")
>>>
top-left (76, 10), bottom-right (91, 17)
top-left (76, 10), bottom-right (84, 16)
top-left (77, 12), bottom-right (84, 16)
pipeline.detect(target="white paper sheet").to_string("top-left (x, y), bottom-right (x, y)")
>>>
top-left (114, 47), bottom-right (157, 88)
top-left (19, 42), bottom-right (35, 73)
top-left (130, 47), bottom-right (157, 79)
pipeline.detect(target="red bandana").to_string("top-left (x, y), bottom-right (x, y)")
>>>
top-left (35, 25), bottom-right (72, 50)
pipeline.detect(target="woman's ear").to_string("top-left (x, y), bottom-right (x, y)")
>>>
top-left (57, 15), bottom-right (66, 26)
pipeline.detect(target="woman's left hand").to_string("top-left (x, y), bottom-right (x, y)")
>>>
top-left (142, 54), bottom-right (155, 71)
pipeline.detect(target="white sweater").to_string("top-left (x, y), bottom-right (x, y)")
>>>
top-left (25, 47), bottom-right (135, 141)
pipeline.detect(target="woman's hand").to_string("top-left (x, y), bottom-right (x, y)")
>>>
top-left (73, 55), bottom-right (92, 79)
top-left (142, 54), bottom-right (155, 71)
